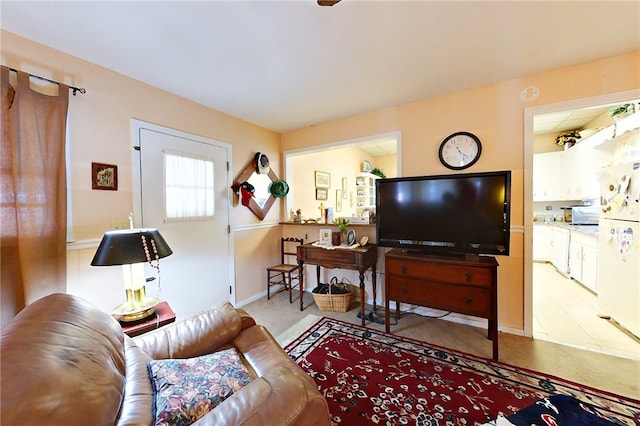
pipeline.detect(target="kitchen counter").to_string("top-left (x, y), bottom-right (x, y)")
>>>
top-left (533, 221), bottom-right (599, 236)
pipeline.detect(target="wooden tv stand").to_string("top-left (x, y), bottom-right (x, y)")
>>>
top-left (384, 249), bottom-right (499, 360)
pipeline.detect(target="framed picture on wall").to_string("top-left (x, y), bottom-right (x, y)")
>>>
top-left (315, 170), bottom-right (330, 188)
top-left (92, 162), bottom-right (118, 191)
top-left (316, 188), bottom-right (328, 201)
top-left (336, 189), bottom-right (343, 211)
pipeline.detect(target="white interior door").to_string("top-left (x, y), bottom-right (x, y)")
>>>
top-left (133, 120), bottom-right (232, 319)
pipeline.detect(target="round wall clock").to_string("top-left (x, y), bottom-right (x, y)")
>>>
top-left (438, 131), bottom-right (482, 170)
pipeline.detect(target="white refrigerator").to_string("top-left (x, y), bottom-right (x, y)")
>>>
top-left (597, 161), bottom-right (640, 338)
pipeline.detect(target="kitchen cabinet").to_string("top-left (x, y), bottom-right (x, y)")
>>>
top-left (533, 151), bottom-right (565, 201)
top-left (533, 124), bottom-right (616, 202)
top-left (549, 225), bottom-right (570, 275)
top-left (569, 230), bottom-right (598, 293)
top-left (355, 172), bottom-right (378, 212)
top-left (533, 224), bottom-right (550, 261)
top-left (564, 142), bottom-right (600, 200)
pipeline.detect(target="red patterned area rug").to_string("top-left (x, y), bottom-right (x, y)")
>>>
top-left (284, 317), bottom-right (640, 426)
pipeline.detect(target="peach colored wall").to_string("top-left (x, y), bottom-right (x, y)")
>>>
top-left (374, 154), bottom-right (397, 178)
top-left (282, 51), bottom-right (640, 331)
top-left (2, 30), bottom-right (279, 314)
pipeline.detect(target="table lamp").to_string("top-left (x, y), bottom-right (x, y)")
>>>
top-left (91, 228), bottom-right (173, 322)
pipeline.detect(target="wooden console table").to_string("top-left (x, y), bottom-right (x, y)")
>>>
top-left (297, 243), bottom-right (377, 326)
top-left (384, 249), bottom-right (499, 360)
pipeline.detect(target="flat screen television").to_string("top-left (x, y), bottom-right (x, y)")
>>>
top-left (375, 170), bottom-right (511, 257)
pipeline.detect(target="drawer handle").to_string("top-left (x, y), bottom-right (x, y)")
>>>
top-left (401, 286), bottom-right (408, 294)
top-left (401, 266), bottom-right (408, 274)
top-left (465, 272), bottom-right (473, 282)
top-left (466, 296), bottom-right (473, 305)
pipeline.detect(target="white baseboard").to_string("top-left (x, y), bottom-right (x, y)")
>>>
top-left (236, 290), bottom-right (268, 308)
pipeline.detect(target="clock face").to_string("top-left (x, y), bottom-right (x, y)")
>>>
top-left (438, 132), bottom-right (482, 170)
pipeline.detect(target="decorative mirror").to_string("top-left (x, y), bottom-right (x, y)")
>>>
top-left (231, 155), bottom-right (279, 220)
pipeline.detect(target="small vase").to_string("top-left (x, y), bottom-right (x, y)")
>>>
top-left (340, 231), bottom-right (348, 245)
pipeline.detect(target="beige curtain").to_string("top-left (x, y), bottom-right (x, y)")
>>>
top-left (1, 66), bottom-right (69, 325)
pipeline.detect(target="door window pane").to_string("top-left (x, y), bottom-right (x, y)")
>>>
top-left (164, 150), bottom-right (214, 221)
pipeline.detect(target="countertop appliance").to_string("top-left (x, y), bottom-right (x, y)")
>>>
top-left (571, 205), bottom-right (600, 225)
top-left (597, 160), bottom-right (640, 338)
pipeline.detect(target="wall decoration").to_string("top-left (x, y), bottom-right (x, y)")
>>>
top-left (92, 162), bottom-right (118, 190)
top-left (315, 170), bottom-right (331, 188)
top-left (231, 153), bottom-right (279, 220)
top-left (336, 189), bottom-right (343, 212)
top-left (341, 177), bottom-right (348, 198)
top-left (316, 188), bottom-right (328, 201)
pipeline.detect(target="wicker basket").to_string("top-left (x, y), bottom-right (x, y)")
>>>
top-left (312, 277), bottom-right (353, 312)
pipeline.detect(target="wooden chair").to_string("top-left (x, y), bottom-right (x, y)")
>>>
top-left (267, 237), bottom-right (304, 303)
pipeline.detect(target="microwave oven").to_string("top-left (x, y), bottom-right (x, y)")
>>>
top-left (569, 205), bottom-right (599, 225)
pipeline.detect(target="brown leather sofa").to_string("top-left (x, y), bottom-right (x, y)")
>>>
top-left (1, 293), bottom-right (331, 425)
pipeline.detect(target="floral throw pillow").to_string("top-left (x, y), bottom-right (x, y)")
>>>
top-left (148, 348), bottom-right (253, 426)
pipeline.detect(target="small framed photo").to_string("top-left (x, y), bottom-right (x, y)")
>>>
top-left (319, 229), bottom-right (332, 246)
top-left (336, 189), bottom-right (343, 212)
top-left (92, 162), bottom-right (118, 191)
top-left (316, 188), bottom-right (328, 201)
top-left (341, 177), bottom-right (348, 198)
top-left (315, 170), bottom-right (330, 188)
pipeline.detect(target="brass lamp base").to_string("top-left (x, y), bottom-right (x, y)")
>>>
top-left (112, 297), bottom-right (160, 322)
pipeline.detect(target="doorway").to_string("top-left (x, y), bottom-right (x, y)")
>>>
top-left (132, 120), bottom-right (232, 319)
top-left (525, 89), bottom-right (640, 359)
top-left (283, 131), bottom-right (402, 219)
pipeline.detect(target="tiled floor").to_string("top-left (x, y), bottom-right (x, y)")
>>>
top-left (533, 262), bottom-right (640, 360)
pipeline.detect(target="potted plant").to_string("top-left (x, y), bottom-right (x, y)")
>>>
top-left (370, 167), bottom-right (387, 178)
top-left (609, 103), bottom-right (634, 121)
top-left (554, 130), bottom-right (581, 148)
top-left (333, 217), bottom-right (350, 244)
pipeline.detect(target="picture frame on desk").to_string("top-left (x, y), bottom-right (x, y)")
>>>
top-left (319, 229), bottom-right (332, 246)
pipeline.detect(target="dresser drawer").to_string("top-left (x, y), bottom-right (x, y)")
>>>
top-left (386, 257), bottom-right (492, 287)
top-left (387, 277), bottom-right (491, 318)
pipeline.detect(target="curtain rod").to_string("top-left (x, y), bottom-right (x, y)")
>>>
top-left (6, 66), bottom-right (86, 96)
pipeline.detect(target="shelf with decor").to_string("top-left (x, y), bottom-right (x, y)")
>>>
top-left (355, 172), bottom-right (378, 212)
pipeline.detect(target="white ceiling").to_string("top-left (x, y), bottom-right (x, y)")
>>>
top-left (533, 105), bottom-right (613, 135)
top-left (1, 1), bottom-right (638, 135)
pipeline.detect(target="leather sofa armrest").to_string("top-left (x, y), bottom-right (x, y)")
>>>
top-left (133, 302), bottom-right (243, 360)
top-left (236, 308), bottom-right (257, 330)
top-left (193, 366), bottom-right (331, 426)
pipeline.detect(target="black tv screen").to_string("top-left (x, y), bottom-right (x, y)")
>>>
top-left (375, 170), bottom-right (511, 256)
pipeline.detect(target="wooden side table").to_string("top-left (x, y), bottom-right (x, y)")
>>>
top-left (115, 301), bottom-right (176, 337)
top-left (297, 243), bottom-right (377, 326)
